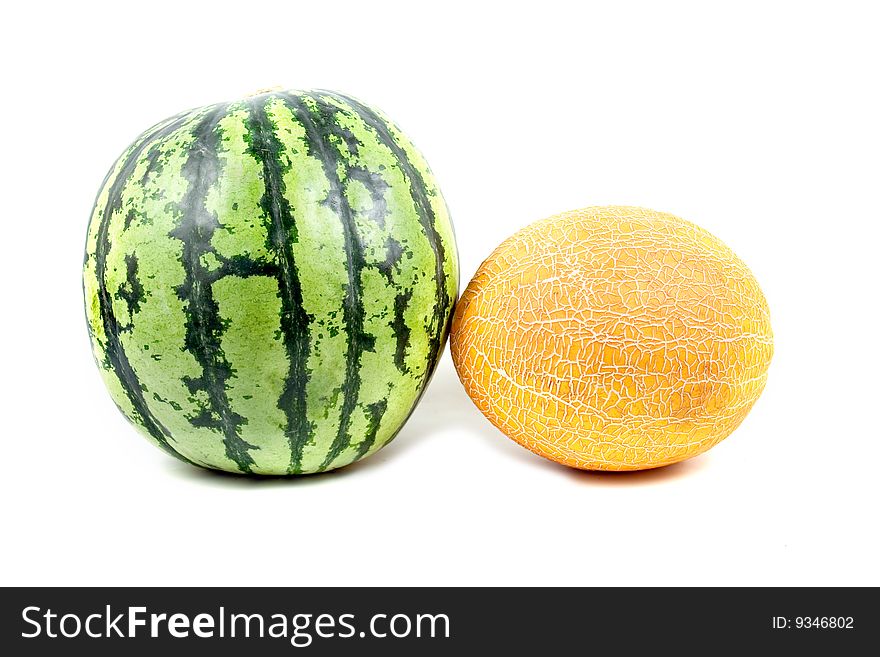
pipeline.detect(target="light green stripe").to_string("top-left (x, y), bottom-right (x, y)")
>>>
top-left (208, 105), bottom-right (273, 264)
top-left (212, 275), bottom-right (290, 474)
top-left (315, 95), bottom-right (442, 467)
top-left (265, 96), bottom-right (351, 473)
top-left (84, 114), bottom-right (182, 365)
top-left (84, 114), bottom-right (198, 455)
top-left (370, 104), bottom-right (460, 311)
top-left (207, 107), bottom-right (291, 474)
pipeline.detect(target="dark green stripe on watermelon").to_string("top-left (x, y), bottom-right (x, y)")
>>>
top-left (244, 97), bottom-right (314, 474)
top-left (355, 399), bottom-right (389, 461)
top-left (169, 104), bottom-right (262, 474)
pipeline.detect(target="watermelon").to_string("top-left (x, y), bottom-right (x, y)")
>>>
top-left (83, 89), bottom-right (458, 475)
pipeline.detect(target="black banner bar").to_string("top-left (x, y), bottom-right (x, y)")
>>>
top-left (1, 587), bottom-right (875, 654)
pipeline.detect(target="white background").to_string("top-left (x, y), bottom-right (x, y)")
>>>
top-left (1, 1), bottom-right (878, 586)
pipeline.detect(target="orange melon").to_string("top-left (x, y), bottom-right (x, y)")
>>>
top-left (450, 206), bottom-right (773, 471)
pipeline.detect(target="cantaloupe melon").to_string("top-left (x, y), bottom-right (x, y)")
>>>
top-left (450, 206), bottom-right (773, 471)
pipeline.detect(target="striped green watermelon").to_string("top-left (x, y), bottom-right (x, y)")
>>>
top-left (83, 89), bottom-right (458, 475)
